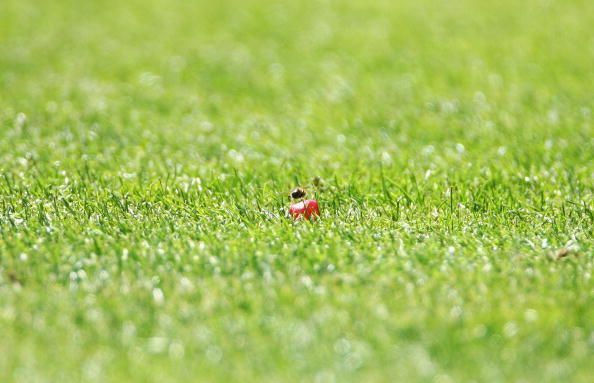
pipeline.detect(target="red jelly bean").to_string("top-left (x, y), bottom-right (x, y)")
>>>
top-left (289, 199), bottom-right (320, 221)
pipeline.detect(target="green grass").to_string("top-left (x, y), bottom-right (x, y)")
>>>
top-left (1, 0), bottom-right (593, 381)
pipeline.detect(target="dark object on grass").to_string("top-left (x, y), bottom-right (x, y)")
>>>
top-left (554, 247), bottom-right (577, 259)
top-left (289, 187), bottom-right (307, 200)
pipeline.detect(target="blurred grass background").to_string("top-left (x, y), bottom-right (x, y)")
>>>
top-left (0, 0), bottom-right (593, 382)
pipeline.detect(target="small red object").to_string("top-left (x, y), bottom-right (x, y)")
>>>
top-left (289, 199), bottom-right (320, 220)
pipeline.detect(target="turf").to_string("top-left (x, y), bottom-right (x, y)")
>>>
top-left (1, 0), bottom-right (593, 381)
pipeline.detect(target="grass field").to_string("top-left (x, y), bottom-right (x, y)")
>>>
top-left (1, 0), bottom-right (593, 381)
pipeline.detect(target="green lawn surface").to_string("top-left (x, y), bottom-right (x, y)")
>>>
top-left (1, 0), bottom-right (593, 381)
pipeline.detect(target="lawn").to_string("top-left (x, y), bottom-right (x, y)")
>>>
top-left (1, 0), bottom-right (593, 381)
